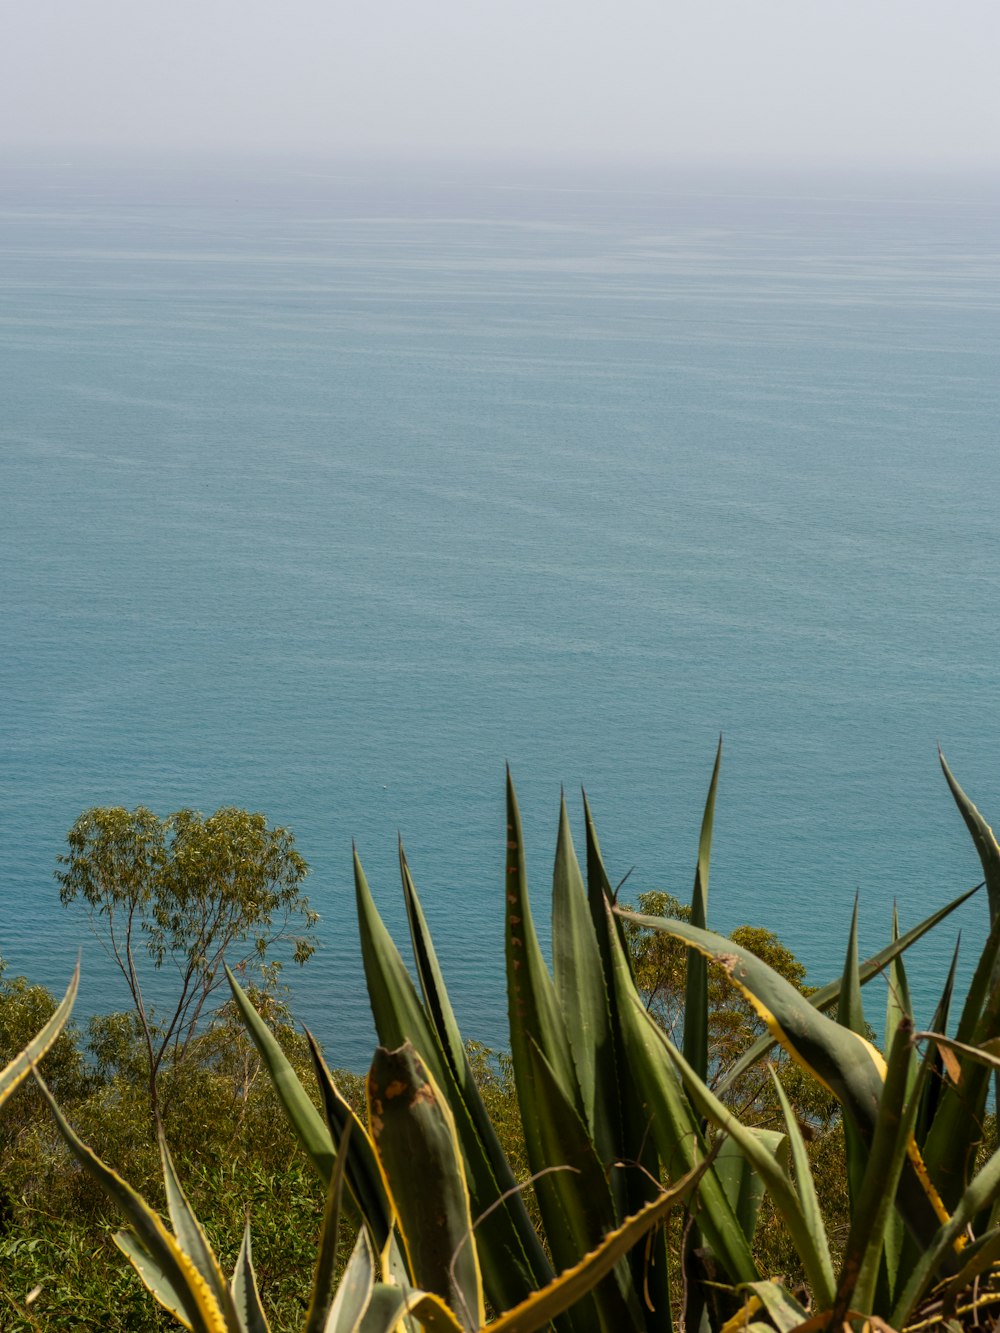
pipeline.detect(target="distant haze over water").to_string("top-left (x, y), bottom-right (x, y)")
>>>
top-left (3, 152), bottom-right (999, 1067)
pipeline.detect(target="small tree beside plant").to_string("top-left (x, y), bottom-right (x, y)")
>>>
top-left (56, 805), bottom-right (317, 1129)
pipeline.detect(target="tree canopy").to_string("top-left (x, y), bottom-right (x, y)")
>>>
top-left (56, 805), bottom-right (317, 1126)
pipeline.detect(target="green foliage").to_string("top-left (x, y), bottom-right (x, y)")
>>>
top-left (56, 806), bottom-right (317, 1126)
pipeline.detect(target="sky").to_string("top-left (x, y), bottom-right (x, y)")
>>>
top-left (3, 0), bottom-right (999, 165)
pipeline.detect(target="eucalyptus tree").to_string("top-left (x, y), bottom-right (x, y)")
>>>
top-left (56, 805), bottom-right (317, 1127)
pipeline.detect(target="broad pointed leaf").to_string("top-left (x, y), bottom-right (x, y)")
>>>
top-left (716, 883), bottom-right (981, 1098)
top-left (367, 1044), bottom-right (484, 1331)
top-left (225, 967), bottom-right (335, 1181)
top-left (551, 795), bottom-right (617, 1166)
top-left (231, 1225), bottom-right (270, 1333)
top-left (684, 738), bottom-right (721, 1084)
top-left (304, 1123), bottom-right (351, 1333)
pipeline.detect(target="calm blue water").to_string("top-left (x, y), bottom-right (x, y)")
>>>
top-left (2, 151), bottom-right (999, 1068)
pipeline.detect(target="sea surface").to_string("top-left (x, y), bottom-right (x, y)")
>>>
top-left (2, 151), bottom-right (999, 1068)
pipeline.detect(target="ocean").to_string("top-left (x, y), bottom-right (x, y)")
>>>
top-left (2, 151), bottom-right (999, 1068)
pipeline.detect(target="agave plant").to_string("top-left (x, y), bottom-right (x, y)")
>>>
top-left (226, 751), bottom-right (978, 1332)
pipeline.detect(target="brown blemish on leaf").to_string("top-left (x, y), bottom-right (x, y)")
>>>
top-left (384, 1079), bottom-right (408, 1100)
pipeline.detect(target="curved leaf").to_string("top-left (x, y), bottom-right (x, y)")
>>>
top-left (617, 911), bottom-right (947, 1248)
top-left (0, 962), bottom-right (78, 1108)
top-left (306, 1031), bottom-right (392, 1253)
top-left (325, 1230), bottom-right (376, 1333)
top-left (225, 967), bottom-right (335, 1181)
top-left (231, 1224), bottom-right (270, 1333)
top-left (35, 1072), bottom-right (228, 1333)
top-left (715, 882), bottom-right (981, 1098)
top-left (940, 750), bottom-right (1000, 924)
top-left (304, 1123), bottom-right (351, 1333)
top-left (487, 1159), bottom-right (710, 1333)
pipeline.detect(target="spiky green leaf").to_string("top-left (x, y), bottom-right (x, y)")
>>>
top-left (367, 1044), bottom-right (484, 1331)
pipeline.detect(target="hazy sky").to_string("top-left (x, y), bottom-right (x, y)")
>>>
top-left (4, 0), bottom-right (999, 164)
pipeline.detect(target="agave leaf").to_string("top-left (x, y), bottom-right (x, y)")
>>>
top-left (35, 1073), bottom-right (228, 1333)
top-left (159, 1132), bottom-right (235, 1323)
top-left (768, 1069), bottom-right (828, 1271)
top-left (354, 846), bottom-right (443, 1063)
top-left (915, 1031), bottom-right (1000, 1075)
top-left (114, 1231), bottom-right (191, 1328)
top-left (504, 771), bottom-right (584, 1115)
top-left (0, 962), bottom-right (78, 1109)
top-left (837, 898), bottom-right (869, 1216)
top-left (715, 1128), bottom-right (786, 1243)
top-left (225, 967), bottom-right (335, 1181)
top-left (396, 844), bottom-right (555, 1306)
top-left (305, 1032), bottom-right (392, 1253)
top-left (914, 938), bottom-right (960, 1146)
top-left (324, 1229), bottom-right (376, 1332)
top-left (837, 896), bottom-right (866, 1038)
top-left (947, 903), bottom-right (1000, 1050)
top-left (304, 1123), bottom-right (351, 1333)
top-left (231, 1224), bottom-right (271, 1333)
top-left (715, 882), bottom-right (981, 1098)
top-left (356, 1284), bottom-right (459, 1333)
top-left (684, 738), bottom-right (721, 1084)
top-left (357, 845), bottom-right (554, 1314)
top-left (582, 793), bottom-right (673, 1329)
top-left (920, 912), bottom-right (1000, 1210)
top-left (551, 794), bottom-right (616, 1164)
top-left (398, 841), bottom-right (467, 1075)
top-left (618, 910), bottom-right (949, 1237)
top-left (506, 775), bottom-right (609, 1330)
top-left (940, 750), bottom-right (1000, 924)
top-left (885, 906), bottom-right (914, 1058)
top-left (736, 1280), bottom-right (809, 1333)
top-left (940, 750), bottom-right (1000, 1131)
top-left (662, 1037), bottom-right (836, 1308)
top-left (602, 898), bottom-right (758, 1285)
top-left (524, 1037), bottom-right (646, 1330)
top-left (582, 793), bottom-right (634, 974)
top-left (938, 1226), bottom-right (1000, 1301)
top-left (833, 1018), bottom-right (917, 1322)
top-left (486, 1158), bottom-right (710, 1333)
top-left (367, 1043), bottom-right (485, 1331)
top-left (892, 1138), bottom-right (1000, 1325)
top-left (620, 911), bottom-right (889, 1135)
top-left (884, 904), bottom-right (915, 1304)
